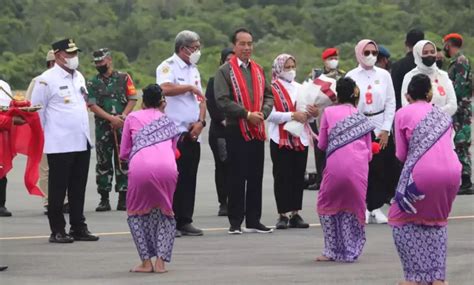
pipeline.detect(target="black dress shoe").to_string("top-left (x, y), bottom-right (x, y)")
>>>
top-left (289, 214), bottom-right (310, 228)
top-left (69, 230), bottom-right (99, 241)
top-left (175, 230), bottom-right (182, 238)
top-left (43, 206), bottom-right (48, 215)
top-left (458, 187), bottom-right (474, 195)
top-left (275, 216), bottom-right (289, 229)
top-left (218, 204), bottom-right (228, 216)
top-left (95, 199), bottom-right (111, 212)
top-left (49, 232), bottom-right (74, 243)
top-left (245, 223), bottom-right (273, 233)
top-left (0, 265), bottom-right (8, 271)
top-left (117, 192), bottom-right (126, 211)
top-left (178, 223), bottom-right (203, 236)
top-left (62, 203), bottom-right (70, 214)
top-left (0, 206), bottom-right (12, 217)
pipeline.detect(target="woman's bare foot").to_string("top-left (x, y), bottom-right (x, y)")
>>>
top-left (315, 255), bottom-right (333, 262)
top-left (130, 259), bottom-right (153, 273)
top-left (154, 257), bottom-right (168, 273)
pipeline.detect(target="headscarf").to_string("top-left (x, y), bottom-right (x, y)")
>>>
top-left (413, 40), bottom-right (437, 75)
top-left (354, 39), bottom-right (378, 69)
top-left (271, 53), bottom-right (296, 81)
top-left (220, 47), bottom-right (234, 65)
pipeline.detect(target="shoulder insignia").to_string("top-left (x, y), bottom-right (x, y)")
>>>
top-left (39, 81), bottom-right (48, 86)
top-left (166, 59), bottom-right (174, 64)
top-left (161, 65), bottom-right (171, 74)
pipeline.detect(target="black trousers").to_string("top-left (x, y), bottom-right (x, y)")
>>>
top-left (226, 127), bottom-right (264, 227)
top-left (209, 129), bottom-right (228, 206)
top-left (174, 135), bottom-right (200, 228)
top-left (366, 133), bottom-right (401, 211)
top-left (0, 176), bottom-right (6, 207)
top-left (310, 121), bottom-right (326, 184)
top-left (47, 148), bottom-right (90, 234)
top-left (270, 141), bottom-right (308, 214)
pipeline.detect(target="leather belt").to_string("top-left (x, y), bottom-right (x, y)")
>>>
top-left (363, 109), bottom-right (384, 117)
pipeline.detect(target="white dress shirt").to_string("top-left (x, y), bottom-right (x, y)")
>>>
top-left (346, 65), bottom-right (396, 135)
top-left (31, 64), bottom-right (92, 154)
top-left (401, 68), bottom-right (457, 116)
top-left (0, 80), bottom-right (12, 107)
top-left (268, 79), bottom-right (310, 146)
top-left (156, 53), bottom-right (201, 137)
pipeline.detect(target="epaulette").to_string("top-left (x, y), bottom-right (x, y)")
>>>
top-left (39, 81), bottom-right (48, 86)
top-left (166, 59), bottom-right (174, 64)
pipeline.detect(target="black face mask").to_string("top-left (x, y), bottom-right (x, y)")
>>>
top-left (96, 64), bottom-right (108, 74)
top-left (436, 60), bottom-right (443, 69)
top-left (422, 56), bottom-right (436, 67)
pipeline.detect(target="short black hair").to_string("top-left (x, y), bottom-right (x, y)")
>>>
top-left (405, 29), bottom-right (425, 48)
top-left (407, 74), bottom-right (431, 101)
top-left (336, 77), bottom-right (357, 106)
top-left (447, 37), bottom-right (463, 48)
top-left (220, 47), bottom-right (234, 64)
top-left (142, 84), bottom-right (164, 108)
top-left (231, 28), bottom-right (253, 44)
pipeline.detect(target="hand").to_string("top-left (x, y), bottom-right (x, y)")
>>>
top-left (12, 116), bottom-right (26, 125)
top-left (189, 121), bottom-right (204, 141)
top-left (109, 115), bottom-right (124, 129)
top-left (306, 104), bottom-right (320, 118)
top-left (190, 85), bottom-right (205, 102)
top-left (377, 130), bottom-right (389, 150)
top-left (247, 112), bottom-right (264, 125)
top-left (292, 111), bottom-right (308, 123)
top-left (221, 120), bottom-right (227, 127)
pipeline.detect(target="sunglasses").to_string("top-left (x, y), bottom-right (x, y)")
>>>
top-left (363, 50), bottom-right (379, 56)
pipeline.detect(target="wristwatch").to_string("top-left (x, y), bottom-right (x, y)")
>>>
top-left (199, 119), bottom-right (207, 127)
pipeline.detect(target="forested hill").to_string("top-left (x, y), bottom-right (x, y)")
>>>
top-left (0, 0), bottom-right (473, 90)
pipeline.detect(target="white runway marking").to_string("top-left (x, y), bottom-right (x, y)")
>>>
top-left (1, 215), bottom-right (473, 241)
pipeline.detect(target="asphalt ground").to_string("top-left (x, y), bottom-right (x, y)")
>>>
top-left (1, 115), bottom-right (473, 285)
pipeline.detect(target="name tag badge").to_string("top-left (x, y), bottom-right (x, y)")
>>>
top-left (58, 86), bottom-right (71, 98)
top-left (177, 77), bottom-right (185, 82)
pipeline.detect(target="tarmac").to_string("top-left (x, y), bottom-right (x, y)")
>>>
top-left (1, 116), bottom-right (473, 285)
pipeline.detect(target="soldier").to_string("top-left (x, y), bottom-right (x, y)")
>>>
top-left (308, 48), bottom-right (345, 81)
top-left (87, 48), bottom-right (138, 211)
top-left (444, 33), bottom-right (473, 195)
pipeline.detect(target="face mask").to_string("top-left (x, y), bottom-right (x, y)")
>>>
top-left (436, 60), bottom-right (443, 69)
top-left (96, 64), bottom-right (108, 74)
top-left (64, 56), bottom-right (79, 70)
top-left (421, 56), bottom-right (436, 67)
top-left (189, 50), bottom-right (201, 65)
top-left (327, 59), bottom-right (338, 70)
top-left (362, 55), bottom-right (377, 67)
top-left (443, 45), bottom-right (451, 58)
top-left (280, 70), bottom-right (296, 82)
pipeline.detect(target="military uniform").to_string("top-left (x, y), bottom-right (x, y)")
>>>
top-left (87, 70), bottom-right (137, 198)
top-left (448, 52), bottom-right (472, 187)
top-left (307, 67), bottom-right (345, 82)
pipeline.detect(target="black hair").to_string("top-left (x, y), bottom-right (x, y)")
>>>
top-left (142, 84), bottom-right (164, 108)
top-left (407, 74), bottom-right (431, 101)
top-left (220, 47), bottom-right (234, 64)
top-left (405, 29), bottom-right (425, 48)
top-left (447, 37), bottom-right (462, 48)
top-left (231, 28), bottom-right (253, 44)
top-left (336, 77), bottom-right (357, 106)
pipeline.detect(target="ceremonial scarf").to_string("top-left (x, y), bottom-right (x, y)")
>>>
top-left (0, 105), bottom-right (44, 197)
top-left (394, 106), bottom-right (451, 214)
top-left (326, 112), bottom-right (375, 158)
top-left (228, 56), bottom-right (266, 141)
top-left (272, 80), bottom-right (304, 150)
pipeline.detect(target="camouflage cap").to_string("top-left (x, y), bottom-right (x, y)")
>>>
top-left (92, 48), bottom-right (111, 62)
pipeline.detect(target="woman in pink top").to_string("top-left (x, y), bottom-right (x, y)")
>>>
top-left (120, 84), bottom-right (180, 273)
top-left (316, 77), bottom-right (374, 262)
top-left (389, 74), bottom-right (461, 285)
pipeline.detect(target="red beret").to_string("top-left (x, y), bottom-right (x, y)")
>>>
top-left (443, 33), bottom-right (463, 43)
top-left (322, 48), bottom-right (338, 60)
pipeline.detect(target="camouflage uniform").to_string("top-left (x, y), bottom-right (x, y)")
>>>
top-left (307, 67), bottom-right (346, 81)
top-left (448, 52), bottom-right (472, 179)
top-left (87, 71), bottom-right (137, 195)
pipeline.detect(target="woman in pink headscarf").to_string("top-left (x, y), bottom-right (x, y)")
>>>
top-left (267, 54), bottom-right (318, 229)
top-left (346, 39), bottom-right (397, 224)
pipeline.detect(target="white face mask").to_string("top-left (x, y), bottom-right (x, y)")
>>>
top-left (64, 56), bottom-right (79, 70)
top-left (362, 55), bottom-right (377, 67)
top-left (189, 50), bottom-right (201, 65)
top-left (326, 59), bottom-right (339, 70)
top-left (280, 70), bottom-right (296, 82)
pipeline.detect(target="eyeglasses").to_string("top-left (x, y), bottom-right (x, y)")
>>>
top-left (363, 50), bottom-right (379, 56)
top-left (186, 45), bottom-right (201, 52)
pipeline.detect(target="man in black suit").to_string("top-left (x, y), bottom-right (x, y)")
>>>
top-left (390, 29), bottom-right (424, 110)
